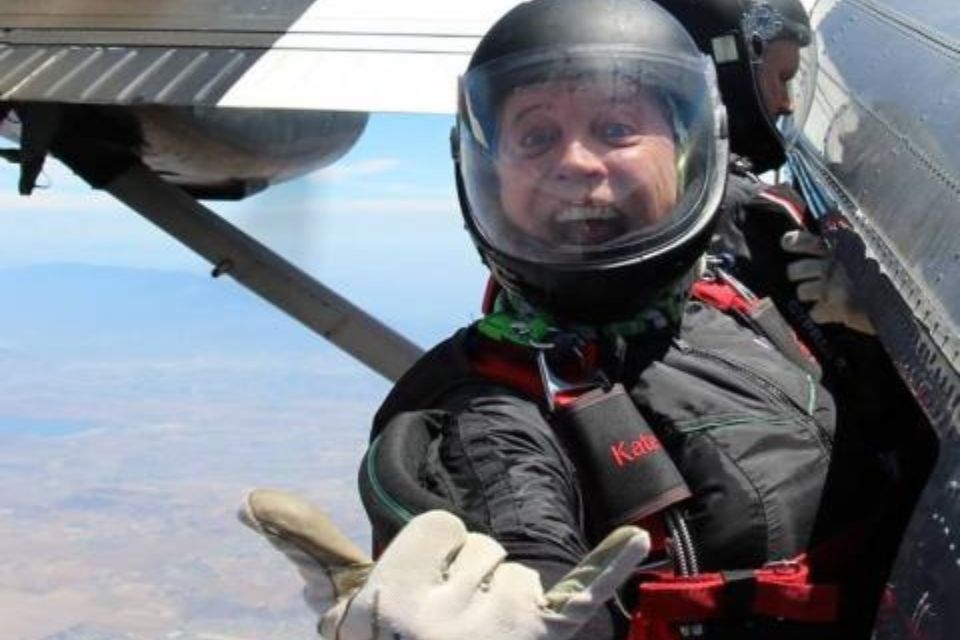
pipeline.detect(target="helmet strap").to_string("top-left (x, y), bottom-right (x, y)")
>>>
top-left (480, 264), bottom-right (698, 349)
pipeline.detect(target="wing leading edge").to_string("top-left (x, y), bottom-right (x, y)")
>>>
top-left (0, 0), bottom-right (522, 114)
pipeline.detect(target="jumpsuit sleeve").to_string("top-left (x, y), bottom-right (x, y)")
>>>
top-left (712, 174), bottom-right (812, 302)
top-left (384, 384), bottom-right (631, 639)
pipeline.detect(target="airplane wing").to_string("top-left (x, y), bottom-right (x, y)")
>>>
top-left (0, 0), bottom-right (523, 382)
top-left (789, 1), bottom-right (960, 637)
top-left (0, 0), bottom-right (520, 114)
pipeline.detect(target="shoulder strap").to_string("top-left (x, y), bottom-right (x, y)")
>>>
top-left (692, 272), bottom-right (822, 379)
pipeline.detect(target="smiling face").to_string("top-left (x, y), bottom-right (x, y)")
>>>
top-left (494, 78), bottom-right (678, 247)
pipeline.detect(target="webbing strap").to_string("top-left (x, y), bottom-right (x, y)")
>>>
top-left (470, 341), bottom-right (544, 400)
top-left (691, 277), bottom-right (821, 377)
top-left (629, 555), bottom-right (839, 640)
top-left (690, 279), bottom-right (756, 315)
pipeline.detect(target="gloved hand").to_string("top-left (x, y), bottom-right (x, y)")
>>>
top-left (239, 489), bottom-right (650, 640)
top-left (781, 229), bottom-right (876, 335)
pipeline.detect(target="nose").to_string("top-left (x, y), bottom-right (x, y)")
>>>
top-left (553, 138), bottom-right (607, 185)
top-left (776, 82), bottom-right (794, 117)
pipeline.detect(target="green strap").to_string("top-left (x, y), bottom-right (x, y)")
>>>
top-left (476, 310), bottom-right (556, 347)
top-left (476, 286), bottom-right (687, 349)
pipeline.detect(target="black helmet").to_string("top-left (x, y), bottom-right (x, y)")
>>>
top-left (651, 0), bottom-right (814, 172)
top-left (454, 0), bottom-right (728, 322)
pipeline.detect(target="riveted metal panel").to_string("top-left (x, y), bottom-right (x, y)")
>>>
top-left (0, 0), bottom-right (317, 33)
top-left (800, 0), bottom-right (960, 372)
top-left (792, 3), bottom-right (960, 636)
top-left (0, 45), bottom-right (259, 106)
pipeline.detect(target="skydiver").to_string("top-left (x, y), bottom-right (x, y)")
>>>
top-left (241, 1), bottom-right (895, 638)
top-left (652, 0), bottom-right (926, 461)
top-left (645, 0), bottom-right (875, 339)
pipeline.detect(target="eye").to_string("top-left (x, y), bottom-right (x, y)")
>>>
top-left (518, 125), bottom-right (559, 156)
top-left (596, 121), bottom-right (638, 144)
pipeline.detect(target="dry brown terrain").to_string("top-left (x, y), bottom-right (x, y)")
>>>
top-left (0, 350), bottom-right (384, 640)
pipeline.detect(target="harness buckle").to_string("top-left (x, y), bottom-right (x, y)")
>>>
top-left (536, 347), bottom-right (608, 411)
top-left (720, 569), bottom-right (758, 616)
top-left (763, 558), bottom-right (802, 575)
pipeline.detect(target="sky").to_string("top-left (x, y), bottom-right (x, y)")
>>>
top-left (0, 113), bottom-right (489, 346)
top-left (0, 112), bottom-right (491, 640)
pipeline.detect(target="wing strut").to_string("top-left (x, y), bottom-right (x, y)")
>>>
top-left (4, 103), bottom-right (423, 380)
top-left (101, 162), bottom-right (424, 381)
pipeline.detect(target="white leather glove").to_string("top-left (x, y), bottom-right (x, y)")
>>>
top-left (239, 489), bottom-right (650, 640)
top-left (781, 229), bottom-right (876, 335)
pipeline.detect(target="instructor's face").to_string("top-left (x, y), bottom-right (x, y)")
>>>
top-left (757, 39), bottom-right (801, 118)
top-left (495, 79), bottom-right (678, 246)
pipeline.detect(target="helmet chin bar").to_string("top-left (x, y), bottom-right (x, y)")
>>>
top-left (479, 219), bottom-right (715, 325)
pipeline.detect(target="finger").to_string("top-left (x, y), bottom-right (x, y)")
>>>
top-left (781, 230), bottom-right (828, 257)
top-left (846, 313), bottom-right (876, 335)
top-left (239, 489), bottom-right (370, 567)
top-left (445, 532), bottom-right (508, 593)
top-left (488, 561), bottom-right (543, 603)
top-left (796, 279), bottom-right (826, 304)
top-left (808, 302), bottom-right (840, 325)
top-left (239, 489), bottom-right (373, 613)
top-left (786, 257), bottom-right (829, 283)
top-left (373, 510), bottom-right (469, 587)
top-left (544, 526), bottom-right (649, 618)
top-left (463, 562), bottom-right (544, 628)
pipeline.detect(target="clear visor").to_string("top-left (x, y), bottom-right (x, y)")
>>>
top-left (742, 6), bottom-right (818, 152)
top-left (458, 47), bottom-right (724, 266)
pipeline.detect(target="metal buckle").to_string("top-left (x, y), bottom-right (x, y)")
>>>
top-left (714, 266), bottom-right (758, 303)
top-left (763, 558), bottom-right (802, 575)
top-left (536, 348), bottom-right (607, 412)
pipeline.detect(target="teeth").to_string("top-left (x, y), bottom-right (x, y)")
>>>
top-left (555, 206), bottom-right (618, 223)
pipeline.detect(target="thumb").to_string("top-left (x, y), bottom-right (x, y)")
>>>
top-left (781, 229), bottom-right (829, 258)
top-left (239, 489), bottom-right (373, 606)
top-left (543, 525), bottom-right (650, 620)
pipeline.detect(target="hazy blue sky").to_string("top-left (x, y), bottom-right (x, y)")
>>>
top-left (0, 112), bottom-right (489, 347)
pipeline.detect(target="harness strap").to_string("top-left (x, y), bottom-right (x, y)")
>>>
top-left (628, 525), bottom-right (871, 640)
top-left (691, 277), bottom-right (821, 378)
top-left (470, 339), bottom-right (544, 400)
top-left (481, 276), bottom-right (502, 315)
top-left (633, 554), bottom-right (838, 624)
top-left (690, 278), bottom-right (757, 315)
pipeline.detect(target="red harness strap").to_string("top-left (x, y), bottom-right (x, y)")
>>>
top-left (470, 342), bottom-right (544, 400)
top-left (691, 277), bottom-right (819, 371)
top-left (690, 278), bottom-right (757, 315)
top-left (632, 555), bottom-right (837, 624)
top-left (481, 276), bottom-right (501, 315)
top-left (628, 526), bottom-right (868, 640)
top-left (468, 328), bottom-right (601, 404)
top-left (477, 276), bottom-right (841, 638)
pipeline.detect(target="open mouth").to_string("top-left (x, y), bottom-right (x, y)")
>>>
top-left (551, 205), bottom-right (627, 245)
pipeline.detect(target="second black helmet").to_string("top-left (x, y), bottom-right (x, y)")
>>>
top-left (653, 0), bottom-right (815, 172)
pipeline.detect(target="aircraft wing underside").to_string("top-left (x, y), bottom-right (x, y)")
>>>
top-left (0, 0), bottom-right (520, 114)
